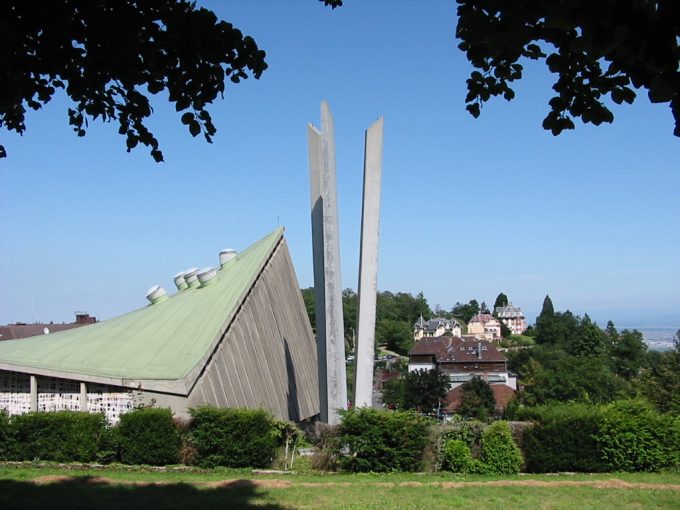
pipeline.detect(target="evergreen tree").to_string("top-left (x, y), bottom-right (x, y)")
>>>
top-left (611, 329), bottom-right (648, 378)
top-left (540, 295), bottom-right (555, 317)
top-left (605, 320), bottom-right (619, 341)
top-left (570, 314), bottom-right (607, 357)
top-left (493, 292), bottom-right (509, 311)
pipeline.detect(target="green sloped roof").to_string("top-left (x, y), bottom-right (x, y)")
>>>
top-left (0, 228), bottom-right (283, 381)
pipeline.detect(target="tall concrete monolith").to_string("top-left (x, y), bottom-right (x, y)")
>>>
top-left (354, 118), bottom-right (384, 409)
top-left (308, 101), bottom-right (347, 424)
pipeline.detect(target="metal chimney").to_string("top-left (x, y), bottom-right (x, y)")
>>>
top-left (174, 271), bottom-right (188, 291)
top-left (183, 267), bottom-right (200, 289)
top-left (146, 285), bottom-right (169, 305)
top-left (219, 249), bottom-right (237, 269)
top-left (197, 266), bottom-right (217, 287)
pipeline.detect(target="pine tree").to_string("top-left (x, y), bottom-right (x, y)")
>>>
top-left (493, 293), bottom-right (509, 311)
top-left (540, 295), bottom-right (555, 317)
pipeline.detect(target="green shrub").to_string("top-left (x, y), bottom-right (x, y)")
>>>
top-left (521, 400), bottom-right (680, 473)
top-left (440, 419), bottom-right (485, 455)
top-left (334, 408), bottom-right (431, 472)
top-left (597, 399), bottom-right (680, 472)
top-left (440, 439), bottom-right (475, 473)
top-left (521, 403), bottom-right (605, 472)
top-left (188, 406), bottom-right (278, 468)
top-left (480, 421), bottom-right (523, 474)
top-left (0, 411), bottom-right (12, 460)
top-left (118, 407), bottom-right (180, 465)
top-left (8, 411), bottom-right (106, 462)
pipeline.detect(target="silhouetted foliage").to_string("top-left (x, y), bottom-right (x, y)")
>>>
top-left (1, 0), bottom-right (268, 161)
top-left (457, 0), bottom-right (680, 137)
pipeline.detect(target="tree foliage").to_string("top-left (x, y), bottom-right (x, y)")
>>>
top-left (402, 369), bottom-right (450, 414)
top-left (334, 408), bottom-right (431, 473)
top-left (640, 330), bottom-right (680, 414)
top-left (457, 375), bottom-right (496, 420)
top-left (493, 292), bottom-right (508, 310)
top-left (451, 299), bottom-right (480, 323)
top-left (457, 0), bottom-right (680, 137)
top-left (1, 0), bottom-right (268, 161)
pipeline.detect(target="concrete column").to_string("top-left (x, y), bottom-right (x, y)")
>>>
top-left (80, 382), bottom-right (88, 411)
top-left (354, 118), bottom-right (384, 408)
top-left (308, 123), bottom-right (328, 423)
top-left (30, 375), bottom-right (38, 412)
top-left (308, 101), bottom-right (347, 424)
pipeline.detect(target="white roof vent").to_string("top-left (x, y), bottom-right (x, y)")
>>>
top-left (183, 267), bottom-right (200, 288)
top-left (146, 285), bottom-right (169, 305)
top-left (174, 271), bottom-right (188, 291)
top-left (219, 249), bottom-right (237, 269)
top-left (197, 266), bottom-right (217, 287)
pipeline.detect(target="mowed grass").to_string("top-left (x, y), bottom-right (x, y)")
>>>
top-left (1, 463), bottom-right (679, 510)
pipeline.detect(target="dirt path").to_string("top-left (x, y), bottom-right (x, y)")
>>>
top-left (29, 475), bottom-right (680, 491)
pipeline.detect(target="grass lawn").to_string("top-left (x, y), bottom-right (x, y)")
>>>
top-left (1, 463), bottom-right (679, 509)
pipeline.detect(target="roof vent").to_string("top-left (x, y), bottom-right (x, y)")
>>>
top-left (183, 267), bottom-right (200, 288)
top-left (219, 249), bottom-right (237, 269)
top-left (174, 271), bottom-right (188, 291)
top-left (146, 285), bottom-right (169, 305)
top-left (197, 266), bottom-right (217, 287)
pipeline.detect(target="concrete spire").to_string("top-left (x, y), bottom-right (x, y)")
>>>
top-left (308, 101), bottom-right (347, 424)
top-left (354, 117), bottom-right (384, 409)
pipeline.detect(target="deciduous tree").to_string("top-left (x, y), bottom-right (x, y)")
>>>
top-left (1, 0), bottom-right (271, 161)
top-left (457, 0), bottom-right (680, 137)
top-left (457, 375), bottom-right (495, 420)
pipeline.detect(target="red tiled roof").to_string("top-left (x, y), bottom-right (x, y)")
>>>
top-left (469, 313), bottom-right (498, 324)
top-left (409, 336), bottom-right (506, 363)
top-left (444, 382), bottom-right (516, 413)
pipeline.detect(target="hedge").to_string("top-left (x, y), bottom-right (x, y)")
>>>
top-left (0, 411), bottom-right (11, 459)
top-left (118, 407), bottom-right (180, 465)
top-left (333, 408), bottom-right (431, 472)
top-left (521, 400), bottom-right (680, 472)
top-left (480, 421), bottom-right (523, 474)
top-left (188, 406), bottom-right (279, 468)
top-left (521, 403), bottom-right (604, 472)
top-left (5, 411), bottom-right (107, 462)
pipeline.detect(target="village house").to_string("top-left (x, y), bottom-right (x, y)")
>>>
top-left (407, 335), bottom-right (516, 415)
top-left (0, 313), bottom-right (96, 341)
top-left (466, 313), bottom-right (502, 341)
top-left (494, 303), bottom-right (527, 335)
top-left (413, 315), bottom-right (462, 341)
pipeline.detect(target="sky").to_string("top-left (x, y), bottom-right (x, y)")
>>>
top-left (1, 1), bottom-right (679, 329)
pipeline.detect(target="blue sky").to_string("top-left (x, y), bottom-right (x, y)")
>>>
top-left (1, 1), bottom-right (678, 328)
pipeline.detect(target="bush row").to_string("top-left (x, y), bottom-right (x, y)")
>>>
top-left (0, 406), bottom-right (287, 467)
top-left (322, 400), bottom-right (679, 474)
top-left (2, 399), bottom-right (677, 472)
top-left (520, 399), bottom-right (680, 472)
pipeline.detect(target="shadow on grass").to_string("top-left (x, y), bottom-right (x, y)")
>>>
top-left (0, 477), bottom-right (288, 510)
